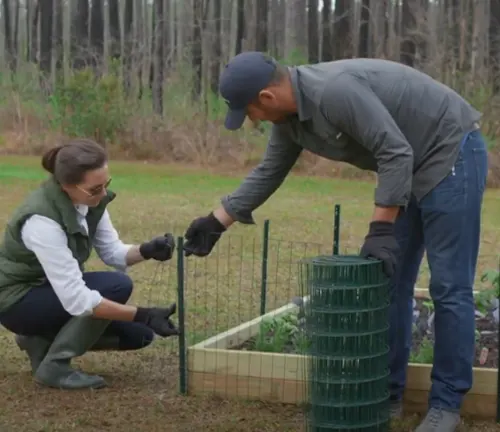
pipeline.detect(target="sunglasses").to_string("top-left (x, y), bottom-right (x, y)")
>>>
top-left (76, 177), bottom-right (112, 197)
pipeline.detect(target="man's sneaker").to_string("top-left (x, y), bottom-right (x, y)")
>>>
top-left (415, 407), bottom-right (460, 431)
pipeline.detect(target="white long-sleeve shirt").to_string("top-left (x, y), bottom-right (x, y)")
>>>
top-left (20, 204), bottom-right (133, 317)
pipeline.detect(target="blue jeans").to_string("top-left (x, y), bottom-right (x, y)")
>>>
top-left (0, 271), bottom-right (154, 350)
top-left (389, 129), bottom-right (488, 411)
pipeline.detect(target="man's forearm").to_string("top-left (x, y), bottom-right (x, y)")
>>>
top-left (372, 206), bottom-right (400, 223)
top-left (213, 207), bottom-right (235, 228)
top-left (218, 127), bottom-right (303, 225)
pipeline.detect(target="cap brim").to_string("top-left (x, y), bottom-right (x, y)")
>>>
top-left (224, 108), bottom-right (247, 131)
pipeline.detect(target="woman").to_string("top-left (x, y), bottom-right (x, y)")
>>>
top-left (0, 139), bottom-right (179, 390)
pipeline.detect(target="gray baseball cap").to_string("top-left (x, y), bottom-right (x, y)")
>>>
top-left (219, 51), bottom-right (278, 130)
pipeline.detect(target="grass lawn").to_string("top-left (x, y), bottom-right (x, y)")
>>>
top-left (0, 155), bottom-right (499, 431)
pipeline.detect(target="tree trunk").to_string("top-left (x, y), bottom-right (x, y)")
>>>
top-left (39, 0), bottom-right (52, 74)
top-left (30, 1), bottom-right (39, 64)
top-left (490, 0), bottom-right (500, 93)
top-left (108, 0), bottom-right (121, 60)
top-left (123, 0), bottom-right (134, 95)
top-left (358, 0), bottom-right (370, 57)
top-left (308, 0), bottom-right (319, 62)
top-left (255, 0), bottom-right (268, 52)
top-left (53, 0), bottom-right (63, 72)
top-left (90, 0), bottom-right (104, 70)
top-left (333, 0), bottom-right (352, 59)
top-left (3, 0), bottom-right (15, 72)
top-left (321, 0), bottom-right (332, 60)
top-left (72, 0), bottom-right (90, 69)
top-left (211, 0), bottom-right (222, 94)
top-left (192, 0), bottom-right (203, 100)
top-left (235, 0), bottom-right (245, 55)
top-left (400, 0), bottom-right (417, 67)
top-left (152, 0), bottom-right (165, 114)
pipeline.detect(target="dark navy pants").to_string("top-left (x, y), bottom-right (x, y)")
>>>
top-left (388, 129), bottom-right (488, 411)
top-left (0, 271), bottom-right (154, 351)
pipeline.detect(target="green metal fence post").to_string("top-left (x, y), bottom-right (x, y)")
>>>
top-left (260, 219), bottom-right (270, 316)
top-left (177, 236), bottom-right (187, 395)
top-left (332, 204), bottom-right (341, 255)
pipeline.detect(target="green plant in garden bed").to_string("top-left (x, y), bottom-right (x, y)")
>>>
top-left (240, 268), bottom-right (500, 368)
top-left (239, 313), bottom-right (310, 354)
top-left (410, 268), bottom-right (500, 367)
top-left (475, 269), bottom-right (500, 315)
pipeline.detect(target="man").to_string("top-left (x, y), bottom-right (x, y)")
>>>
top-left (183, 51), bottom-right (488, 431)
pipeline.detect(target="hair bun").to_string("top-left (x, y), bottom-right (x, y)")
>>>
top-left (41, 145), bottom-right (64, 174)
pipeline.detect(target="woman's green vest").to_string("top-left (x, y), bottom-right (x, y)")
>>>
top-left (0, 177), bottom-right (115, 314)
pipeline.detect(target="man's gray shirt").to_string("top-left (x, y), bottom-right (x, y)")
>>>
top-left (221, 58), bottom-right (482, 224)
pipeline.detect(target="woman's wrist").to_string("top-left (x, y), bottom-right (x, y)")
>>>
top-left (125, 245), bottom-right (146, 266)
top-left (92, 298), bottom-right (138, 321)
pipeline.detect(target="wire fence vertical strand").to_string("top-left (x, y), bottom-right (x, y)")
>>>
top-left (332, 204), bottom-right (341, 255)
top-left (260, 219), bottom-right (270, 316)
top-left (177, 236), bottom-right (187, 395)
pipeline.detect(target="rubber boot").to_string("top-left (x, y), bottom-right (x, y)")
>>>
top-left (16, 333), bottom-right (120, 374)
top-left (34, 316), bottom-right (111, 390)
top-left (15, 335), bottom-right (52, 374)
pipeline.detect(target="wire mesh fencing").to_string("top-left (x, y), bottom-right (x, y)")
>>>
top-left (79, 201), bottom-right (500, 424)
top-left (181, 233), bottom-right (333, 400)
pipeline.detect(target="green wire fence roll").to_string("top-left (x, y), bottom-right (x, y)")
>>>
top-left (298, 255), bottom-right (391, 432)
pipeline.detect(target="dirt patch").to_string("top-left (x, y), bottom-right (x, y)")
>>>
top-left (0, 351), bottom-right (498, 432)
top-left (0, 341), bottom-right (304, 432)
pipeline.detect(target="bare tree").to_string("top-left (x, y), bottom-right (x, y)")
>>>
top-left (400, 0), bottom-right (417, 66)
top-left (3, 0), bottom-right (16, 72)
top-left (152, 0), bottom-right (165, 114)
top-left (256, 0), bottom-right (268, 52)
top-left (358, 0), bottom-right (370, 57)
top-left (39, 0), bottom-right (52, 74)
top-left (235, 0), bottom-right (245, 55)
top-left (490, 0), bottom-right (500, 93)
top-left (333, 0), bottom-right (352, 59)
top-left (192, 0), bottom-right (204, 100)
top-left (90, 0), bottom-right (104, 69)
top-left (308, 0), bottom-right (319, 63)
top-left (211, 0), bottom-right (222, 94)
top-left (322, 0), bottom-right (333, 61)
top-left (108, 0), bottom-right (121, 60)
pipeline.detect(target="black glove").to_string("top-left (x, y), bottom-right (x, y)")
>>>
top-left (360, 221), bottom-right (400, 278)
top-left (139, 233), bottom-right (175, 261)
top-left (183, 212), bottom-right (226, 257)
top-left (133, 303), bottom-right (180, 337)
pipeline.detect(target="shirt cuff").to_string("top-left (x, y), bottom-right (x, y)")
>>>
top-left (111, 243), bottom-right (134, 272)
top-left (221, 196), bottom-right (256, 225)
top-left (77, 289), bottom-right (104, 316)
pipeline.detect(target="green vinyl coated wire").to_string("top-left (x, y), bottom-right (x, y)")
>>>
top-left (299, 255), bottom-right (391, 432)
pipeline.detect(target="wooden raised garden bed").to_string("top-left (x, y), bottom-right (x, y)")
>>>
top-left (188, 279), bottom-right (499, 419)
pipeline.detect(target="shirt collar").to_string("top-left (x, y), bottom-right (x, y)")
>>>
top-left (74, 204), bottom-right (88, 217)
top-left (288, 66), bottom-right (313, 122)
